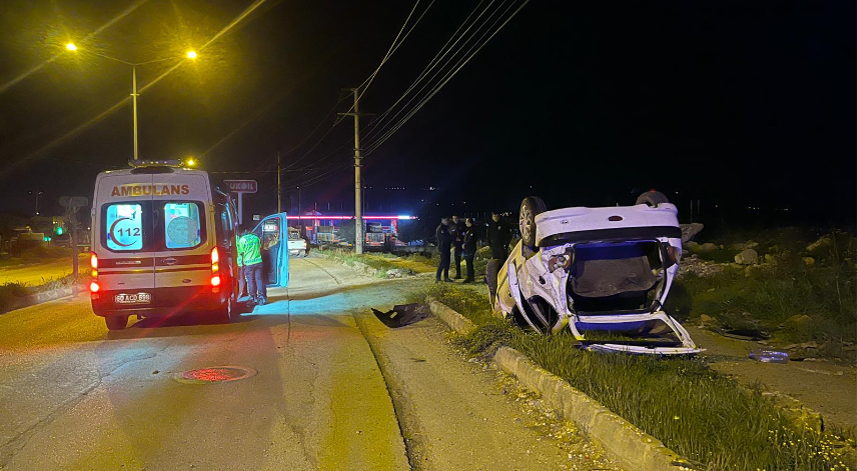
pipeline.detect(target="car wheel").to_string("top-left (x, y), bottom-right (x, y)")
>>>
top-left (636, 190), bottom-right (670, 207)
top-left (519, 196), bottom-right (547, 248)
top-left (105, 315), bottom-right (128, 331)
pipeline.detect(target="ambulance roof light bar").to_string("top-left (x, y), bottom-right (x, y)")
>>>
top-left (127, 159), bottom-right (186, 168)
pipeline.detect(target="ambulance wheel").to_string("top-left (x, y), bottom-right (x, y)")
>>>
top-left (105, 315), bottom-right (128, 331)
top-left (519, 196), bottom-right (547, 249)
top-left (215, 298), bottom-right (236, 324)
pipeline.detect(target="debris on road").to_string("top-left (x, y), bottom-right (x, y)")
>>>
top-left (371, 303), bottom-right (430, 328)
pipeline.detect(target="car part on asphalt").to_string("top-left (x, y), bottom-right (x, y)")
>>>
top-left (492, 192), bottom-right (703, 355)
top-left (371, 303), bottom-right (430, 328)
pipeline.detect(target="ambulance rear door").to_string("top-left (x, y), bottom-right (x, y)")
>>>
top-left (153, 172), bottom-right (212, 292)
top-left (96, 173), bottom-right (156, 296)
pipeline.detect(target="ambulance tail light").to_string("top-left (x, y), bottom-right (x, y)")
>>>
top-left (90, 253), bottom-right (99, 294)
top-left (210, 247), bottom-right (221, 288)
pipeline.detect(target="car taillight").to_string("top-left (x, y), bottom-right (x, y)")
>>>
top-left (90, 281), bottom-right (100, 292)
top-left (210, 275), bottom-right (221, 287)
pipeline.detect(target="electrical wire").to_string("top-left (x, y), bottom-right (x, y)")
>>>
top-left (362, 0), bottom-right (530, 156)
top-left (360, 0), bottom-right (493, 142)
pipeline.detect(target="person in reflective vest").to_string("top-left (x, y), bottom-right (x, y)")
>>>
top-left (239, 227), bottom-right (266, 305)
top-left (236, 234), bottom-right (248, 298)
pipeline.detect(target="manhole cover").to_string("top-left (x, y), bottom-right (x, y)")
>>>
top-left (174, 366), bottom-right (257, 384)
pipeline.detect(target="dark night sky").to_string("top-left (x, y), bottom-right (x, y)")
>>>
top-left (0, 0), bottom-right (854, 227)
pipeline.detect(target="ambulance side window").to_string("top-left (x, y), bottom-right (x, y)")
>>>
top-left (103, 203), bottom-right (146, 251)
top-left (161, 202), bottom-right (205, 250)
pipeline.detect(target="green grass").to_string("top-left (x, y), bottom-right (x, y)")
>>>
top-left (315, 248), bottom-right (417, 277)
top-left (682, 231), bottom-right (857, 362)
top-left (0, 272), bottom-right (88, 313)
top-left (414, 283), bottom-right (856, 471)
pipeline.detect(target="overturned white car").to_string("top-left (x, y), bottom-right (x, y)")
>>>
top-left (492, 192), bottom-right (702, 355)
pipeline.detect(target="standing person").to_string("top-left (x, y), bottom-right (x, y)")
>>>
top-left (435, 217), bottom-right (453, 283)
top-left (485, 212), bottom-right (512, 305)
top-left (486, 211), bottom-right (512, 261)
top-left (462, 218), bottom-right (479, 283)
top-left (236, 231), bottom-right (248, 298)
top-left (448, 215), bottom-right (465, 279)
top-left (239, 227), bottom-right (267, 305)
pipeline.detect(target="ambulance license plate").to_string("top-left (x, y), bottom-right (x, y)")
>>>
top-left (114, 293), bottom-right (151, 305)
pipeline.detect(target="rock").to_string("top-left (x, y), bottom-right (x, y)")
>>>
top-left (802, 257), bottom-right (815, 266)
top-left (680, 223), bottom-right (704, 243)
top-left (786, 314), bottom-right (811, 326)
top-left (685, 241), bottom-right (700, 253)
top-left (800, 341), bottom-right (819, 349)
top-left (806, 235), bottom-right (832, 256)
top-left (734, 248), bottom-right (759, 265)
top-left (764, 254), bottom-right (775, 263)
top-left (385, 268), bottom-right (412, 278)
top-left (699, 314), bottom-right (714, 324)
top-left (698, 242), bottom-right (718, 254)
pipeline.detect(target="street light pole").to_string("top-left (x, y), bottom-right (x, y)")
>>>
top-left (64, 45), bottom-right (196, 164)
top-left (132, 66), bottom-right (139, 162)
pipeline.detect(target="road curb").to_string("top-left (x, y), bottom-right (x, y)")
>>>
top-left (3, 286), bottom-right (80, 314)
top-left (427, 299), bottom-right (476, 335)
top-left (429, 299), bottom-right (691, 471)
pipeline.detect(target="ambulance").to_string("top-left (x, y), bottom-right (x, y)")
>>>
top-left (89, 160), bottom-right (289, 330)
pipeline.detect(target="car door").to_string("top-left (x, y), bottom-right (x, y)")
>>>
top-left (252, 213), bottom-right (289, 288)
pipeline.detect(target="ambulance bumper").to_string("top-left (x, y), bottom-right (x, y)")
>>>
top-left (91, 285), bottom-right (226, 317)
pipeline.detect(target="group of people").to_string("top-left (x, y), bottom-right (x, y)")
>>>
top-left (236, 226), bottom-right (268, 305)
top-left (434, 212), bottom-right (512, 284)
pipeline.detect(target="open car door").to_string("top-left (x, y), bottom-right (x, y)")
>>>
top-left (252, 213), bottom-right (289, 288)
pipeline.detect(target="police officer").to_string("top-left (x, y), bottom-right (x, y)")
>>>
top-left (239, 227), bottom-right (267, 305)
top-left (435, 217), bottom-right (453, 283)
top-left (485, 212), bottom-right (511, 305)
top-left (486, 212), bottom-right (512, 260)
top-left (462, 218), bottom-right (479, 283)
top-left (448, 214), bottom-right (465, 279)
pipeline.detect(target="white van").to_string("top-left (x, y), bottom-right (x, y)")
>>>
top-left (89, 161), bottom-right (289, 330)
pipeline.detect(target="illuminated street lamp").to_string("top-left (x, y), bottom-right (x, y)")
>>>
top-left (65, 45), bottom-right (198, 162)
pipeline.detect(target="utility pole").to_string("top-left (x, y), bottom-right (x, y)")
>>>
top-left (338, 88), bottom-right (371, 254)
top-left (277, 151), bottom-right (282, 213)
top-left (132, 67), bottom-right (138, 162)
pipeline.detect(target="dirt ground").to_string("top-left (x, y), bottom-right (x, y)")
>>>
top-left (688, 326), bottom-right (857, 431)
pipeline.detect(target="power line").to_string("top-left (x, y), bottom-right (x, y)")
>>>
top-left (361, 0), bottom-right (531, 156)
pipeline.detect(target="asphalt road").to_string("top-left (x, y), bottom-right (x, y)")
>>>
top-left (0, 257), bottom-right (619, 471)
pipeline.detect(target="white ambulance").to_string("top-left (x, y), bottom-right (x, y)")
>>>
top-left (89, 160), bottom-right (289, 330)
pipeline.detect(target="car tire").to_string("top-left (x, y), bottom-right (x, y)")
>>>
top-left (636, 190), bottom-right (670, 207)
top-left (519, 196), bottom-right (547, 249)
top-left (105, 315), bottom-right (128, 331)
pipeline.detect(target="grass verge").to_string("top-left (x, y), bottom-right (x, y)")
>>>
top-left (314, 248), bottom-right (420, 277)
top-left (412, 283), bottom-right (856, 471)
top-left (0, 272), bottom-right (88, 313)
